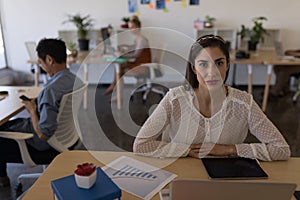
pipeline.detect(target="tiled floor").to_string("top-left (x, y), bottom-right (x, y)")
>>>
top-left (1, 83), bottom-right (300, 200)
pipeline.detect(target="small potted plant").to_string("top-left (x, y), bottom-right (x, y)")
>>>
top-left (204, 15), bottom-right (216, 28)
top-left (238, 16), bottom-right (269, 51)
top-left (63, 13), bottom-right (94, 51)
top-left (66, 42), bottom-right (78, 58)
top-left (121, 17), bottom-right (130, 29)
top-left (74, 163), bottom-right (97, 189)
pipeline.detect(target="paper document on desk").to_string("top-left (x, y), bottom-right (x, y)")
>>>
top-left (103, 156), bottom-right (177, 200)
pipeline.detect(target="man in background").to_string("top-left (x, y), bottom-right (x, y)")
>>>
top-left (0, 38), bottom-right (83, 188)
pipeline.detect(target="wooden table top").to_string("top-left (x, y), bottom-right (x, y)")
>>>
top-left (23, 150), bottom-right (300, 200)
top-left (0, 86), bottom-right (42, 126)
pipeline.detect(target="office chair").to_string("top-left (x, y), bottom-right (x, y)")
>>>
top-left (290, 73), bottom-right (300, 103)
top-left (130, 46), bottom-right (168, 103)
top-left (25, 41), bottom-right (48, 85)
top-left (0, 84), bottom-right (87, 196)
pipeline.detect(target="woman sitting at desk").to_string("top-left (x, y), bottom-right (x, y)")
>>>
top-left (133, 35), bottom-right (290, 161)
top-left (103, 15), bottom-right (151, 95)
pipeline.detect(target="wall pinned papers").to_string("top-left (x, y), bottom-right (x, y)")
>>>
top-left (128, 0), bottom-right (200, 13)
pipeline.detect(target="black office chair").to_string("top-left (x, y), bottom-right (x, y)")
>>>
top-left (290, 72), bottom-right (300, 103)
top-left (129, 47), bottom-right (168, 103)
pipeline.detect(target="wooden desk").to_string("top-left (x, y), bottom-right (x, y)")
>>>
top-left (232, 50), bottom-right (300, 111)
top-left (262, 57), bottom-right (300, 111)
top-left (23, 150), bottom-right (300, 200)
top-left (69, 50), bottom-right (127, 110)
top-left (0, 86), bottom-right (42, 126)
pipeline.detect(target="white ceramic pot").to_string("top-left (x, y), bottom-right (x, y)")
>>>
top-left (74, 170), bottom-right (97, 189)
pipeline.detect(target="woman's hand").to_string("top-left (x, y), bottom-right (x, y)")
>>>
top-left (188, 144), bottom-right (202, 158)
top-left (188, 143), bottom-right (237, 159)
top-left (205, 143), bottom-right (237, 157)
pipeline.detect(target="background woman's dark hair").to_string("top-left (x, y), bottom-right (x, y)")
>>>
top-left (185, 35), bottom-right (230, 89)
top-left (130, 15), bottom-right (141, 28)
top-left (36, 38), bottom-right (67, 64)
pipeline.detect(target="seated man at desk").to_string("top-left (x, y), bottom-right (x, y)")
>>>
top-left (0, 38), bottom-right (83, 188)
top-left (270, 49), bottom-right (300, 98)
top-left (103, 15), bottom-right (151, 95)
top-left (133, 34), bottom-right (290, 161)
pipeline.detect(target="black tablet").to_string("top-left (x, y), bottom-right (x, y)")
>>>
top-left (201, 157), bottom-right (268, 179)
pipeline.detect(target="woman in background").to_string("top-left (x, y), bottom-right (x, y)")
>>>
top-left (103, 15), bottom-right (151, 95)
top-left (133, 34), bottom-right (290, 161)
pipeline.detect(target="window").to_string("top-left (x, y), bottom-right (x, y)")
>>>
top-left (0, 21), bottom-right (7, 69)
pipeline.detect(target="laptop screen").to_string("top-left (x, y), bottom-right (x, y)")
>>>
top-left (274, 41), bottom-right (284, 56)
top-left (170, 179), bottom-right (296, 200)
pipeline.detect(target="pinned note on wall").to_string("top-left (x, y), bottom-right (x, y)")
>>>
top-left (128, 0), bottom-right (138, 13)
top-left (141, 0), bottom-right (151, 4)
top-left (148, 3), bottom-right (154, 9)
top-left (190, 0), bottom-right (199, 5)
top-left (182, 0), bottom-right (187, 7)
top-left (156, 0), bottom-right (166, 9)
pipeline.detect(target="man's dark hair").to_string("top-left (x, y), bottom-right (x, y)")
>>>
top-left (36, 38), bottom-right (66, 64)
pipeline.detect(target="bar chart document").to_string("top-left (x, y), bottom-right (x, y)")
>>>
top-left (103, 156), bottom-right (177, 200)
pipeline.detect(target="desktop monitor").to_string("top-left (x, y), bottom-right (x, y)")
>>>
top-left (101, 27), bottom-right (111, 54)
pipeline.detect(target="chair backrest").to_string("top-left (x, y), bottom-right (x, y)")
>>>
top-left (47, 84), bottom-right (87, 152)
top-left (25, 41), bottom-right (38, 61)
top-left (148, 44), bottom-right (167, 79)
top-left (151, 45), bottom-right (166, 64)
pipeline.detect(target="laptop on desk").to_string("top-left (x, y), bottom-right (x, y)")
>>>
top-left (165, 179), bottom-right (296, 200)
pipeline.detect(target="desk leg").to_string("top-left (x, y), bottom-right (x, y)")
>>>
top-left (34, 64), bottom-right (39, 87)
top-left (247, 64), bottom-right (253, 94)
top-left (115, 63), bottom-right (122, 110)
top-left (83, 64), bottom-right (88, 110)
top-left (262, 64), bottom-right (273, 112)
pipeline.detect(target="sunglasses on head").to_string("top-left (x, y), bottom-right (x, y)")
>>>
top-left (196, 34), bottom-right (226, 44)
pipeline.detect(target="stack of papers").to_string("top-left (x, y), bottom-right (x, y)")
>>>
top-left (103, 156), bottom-right (177, 200)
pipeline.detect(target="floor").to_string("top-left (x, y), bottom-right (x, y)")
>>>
top-left (1, 83), bottom-right (300, 200)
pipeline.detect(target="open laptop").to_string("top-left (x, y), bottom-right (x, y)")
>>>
top-left (165, 179), bottom-right (296, 200)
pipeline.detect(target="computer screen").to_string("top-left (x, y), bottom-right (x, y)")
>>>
top-left (101, 27), bottom-right (111, 46)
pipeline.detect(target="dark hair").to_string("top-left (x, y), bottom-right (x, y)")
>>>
top-left (36, 38), bottom-right (66, 64)
top-left (130, 15), bottom-right (141, 28)
top-left (185, 34), bottom-right (230, 88)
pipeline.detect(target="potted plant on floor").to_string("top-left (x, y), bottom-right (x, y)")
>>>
top-left (63, 13), bottom-right (94, 51)
top-left (238, 16), bottom-right (269, 51)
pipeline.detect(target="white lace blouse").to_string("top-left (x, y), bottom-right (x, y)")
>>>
top-left (133, 86), bottom-right (290, 161)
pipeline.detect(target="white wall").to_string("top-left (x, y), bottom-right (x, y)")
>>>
top-left (1, 0), bottom-right (300, 77)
